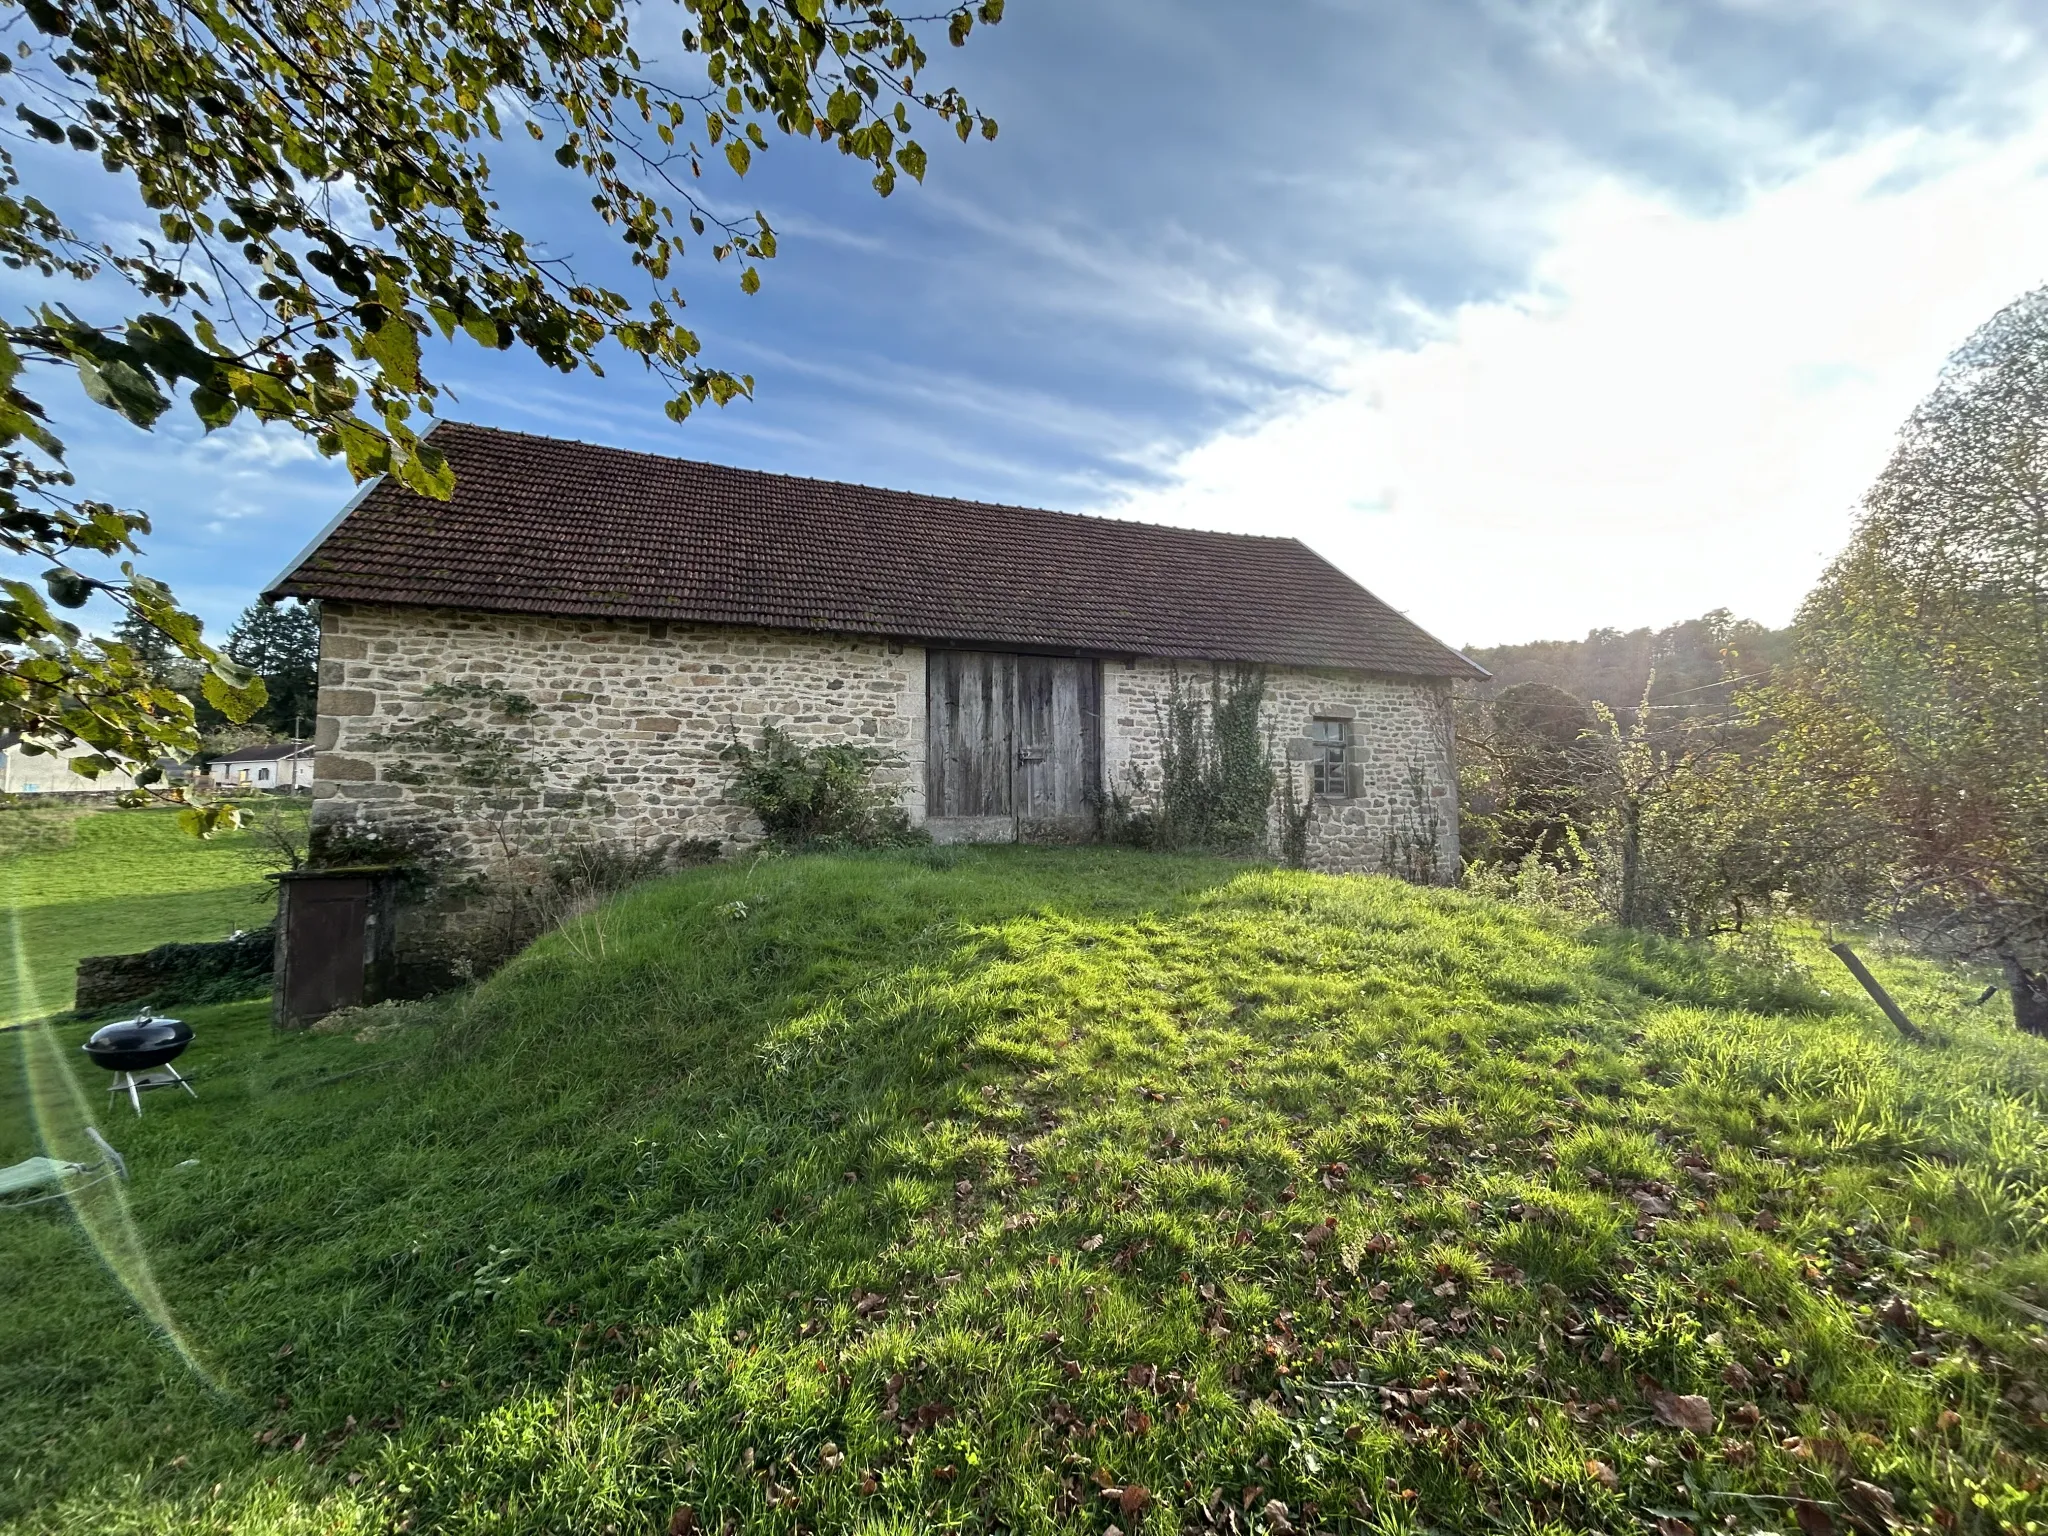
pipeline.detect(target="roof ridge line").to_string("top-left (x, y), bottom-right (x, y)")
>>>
top-left (434, 419), bottom-right (1312, 551)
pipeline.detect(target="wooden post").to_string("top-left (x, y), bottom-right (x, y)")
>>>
top-left (1828, 942), bottom-right (1929, 1044)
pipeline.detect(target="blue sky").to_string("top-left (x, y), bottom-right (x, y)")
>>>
top-left (16, 0), bottom-right (2048, 647)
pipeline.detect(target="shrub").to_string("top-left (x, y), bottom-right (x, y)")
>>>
top-left (721, 726), bottom-right (921, 849)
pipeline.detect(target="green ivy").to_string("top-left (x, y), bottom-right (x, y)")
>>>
top-left (1154, 665), bottom-right (1274, 856)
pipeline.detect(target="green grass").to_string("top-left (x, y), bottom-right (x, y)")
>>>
top-left (0, 805), bottom-right (291, 1028)
top-left (4, 848), bottom-right (2048, 1535)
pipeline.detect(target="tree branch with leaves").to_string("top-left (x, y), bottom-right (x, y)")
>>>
top-left (0, 0), bottom-right (1005, 804)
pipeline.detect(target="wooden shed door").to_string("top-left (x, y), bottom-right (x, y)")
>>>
top-left (927, 651), bottom-right (1099, 843)
top-left (277, 875), bottom-right (370, 1025)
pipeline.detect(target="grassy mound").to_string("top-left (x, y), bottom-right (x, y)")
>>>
top-left (4, 848), bottom-right (2047, 1535)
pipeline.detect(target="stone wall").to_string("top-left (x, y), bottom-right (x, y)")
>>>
top-left (312, 604), bottom-right (928, 872)
top-left (1100, 658), bottom-right (1459, 881)
top-left (75, 927), bottom-right (276, 1016)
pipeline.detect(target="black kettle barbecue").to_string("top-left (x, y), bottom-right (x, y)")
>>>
top-left (81, 1012), bottom-right (197, 1114)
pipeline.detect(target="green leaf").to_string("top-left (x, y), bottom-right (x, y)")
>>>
top-left (15, 107), bottom-right (63, 143)
top-left (362, 278), bottom-right (423, 393)
top-left (191, 386), bottom-right (238, 431)
top-left (725, 140), bottom-right (751, 176)
top-left (740, 266), bottom-right (760, 295)
top-left (42, 566), bottom-right (93, 608)
top-left (178, 802), bottom-right (244, 839)
top-left (896, 141), bottom-right (927, 182)
top-left (75, 354), bottom-right (170, 428)
top-left (202, 667), bottom-right (267, 724)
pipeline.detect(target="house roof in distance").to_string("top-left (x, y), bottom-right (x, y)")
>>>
top-left (269, 422), bottom-right (1484, 678)
top-left (209, 742), bottom-right (312, 763)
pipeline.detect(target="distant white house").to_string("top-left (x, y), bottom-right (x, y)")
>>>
top-left (206, 742), bottom-right (315, 791)
top-left (0, 737), bottom-right (143, 796)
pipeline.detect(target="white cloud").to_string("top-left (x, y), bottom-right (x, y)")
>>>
top-left (196, 420), bottom-right (328, 471)
top-left (1102, 117), bottom-right (2048, 647)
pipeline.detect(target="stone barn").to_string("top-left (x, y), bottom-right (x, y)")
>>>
top-left (268, 422), bottom-right (1482, 898)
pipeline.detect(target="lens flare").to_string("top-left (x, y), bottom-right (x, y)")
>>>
top-left (9, 905), bottom-right (220, 1388)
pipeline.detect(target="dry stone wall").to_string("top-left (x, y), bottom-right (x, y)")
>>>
top-left (1100, 657), bottom-right (1459, 880)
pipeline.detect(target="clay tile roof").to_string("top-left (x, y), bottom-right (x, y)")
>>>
top-left (268, 421), bottom-right (1483, 678)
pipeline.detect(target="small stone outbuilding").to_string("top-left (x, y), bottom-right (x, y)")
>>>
top-left (268, 422), bottom-right (1482, 902)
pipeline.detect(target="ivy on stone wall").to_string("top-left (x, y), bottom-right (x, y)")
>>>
top-left (1277, 757), bottom-right (1313, 869)
top-left (1381, 765), bottom-right (1444, 885)
top-left (355, 681), bottom-right (552, 792)
top-left (1152, 665), bottom-right (1275, 855)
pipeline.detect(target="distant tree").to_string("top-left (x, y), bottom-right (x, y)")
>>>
top-left (1771, 286), bottom-right (2048, 1034)
top-left (1460, 682), bottom-right (1605, 868)
top-left (111, 609), bottom-right (179, 672)
top-left (225, 601), bottom-right (320, 740)
top-left (0, 0), bottom-right (1005, 794)
top-left (1468, 610), bottom-right (1792, 720)
top-left (1596, 681), bottom-right (1803, 938)
top-left (1460, 664), bottom-right (1806, 941)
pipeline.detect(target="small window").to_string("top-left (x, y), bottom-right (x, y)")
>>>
top-left (257, 767), bottom-right (271, 782)
top-left (1309, 718), bottom-right (1351, 798)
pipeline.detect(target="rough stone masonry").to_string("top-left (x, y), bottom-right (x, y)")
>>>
top-left (313, 602), bottom-right (1459, 889)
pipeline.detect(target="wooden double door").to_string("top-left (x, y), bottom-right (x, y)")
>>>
top-left (926, 650), bottom-right (1102, 843)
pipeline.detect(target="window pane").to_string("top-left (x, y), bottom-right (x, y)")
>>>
top-left (1309, 717), bottom-right (1350, 797)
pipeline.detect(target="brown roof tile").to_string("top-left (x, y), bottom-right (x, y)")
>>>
top-left (268, 422), bottom-right (1482, 677)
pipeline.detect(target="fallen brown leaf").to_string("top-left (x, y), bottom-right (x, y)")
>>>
top-left (1842, 1480), bottom-right (1899, 1535)
top-left (1650, 1391), bottom-right (1714, 1433)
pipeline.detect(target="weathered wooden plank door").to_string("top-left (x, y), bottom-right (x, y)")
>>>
top-left (927, 651), bottom-right (1099, 844)
top-left (1015, 656), bottom-right (1101, 841)
top-left (927, 650), bottom-right (1017, 842)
